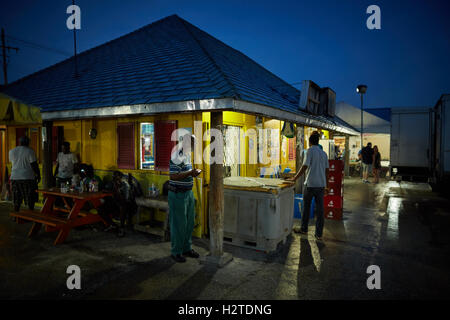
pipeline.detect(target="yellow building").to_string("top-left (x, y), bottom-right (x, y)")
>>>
top-left (1, 15), bottom-right (358, 239)
top-left (0, 93), bottom-right (41, 193)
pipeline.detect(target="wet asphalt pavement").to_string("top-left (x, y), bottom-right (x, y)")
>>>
top-left (1, 177), bottom-right (449, 300)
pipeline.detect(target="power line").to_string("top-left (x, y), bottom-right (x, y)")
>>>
top-left (1, 28), bottom-right (19, 85)
top-left (6, 35), bottom-right (72, 57)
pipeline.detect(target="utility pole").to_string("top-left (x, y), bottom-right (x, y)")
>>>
top-left (1, 28), bottom-right (19, 85)
top-left (356, 84), bottom-right (367, 177)
top-left (360, 93), bottom-right (364, 152)
top-left (72, 0), bottom-right (78, 77)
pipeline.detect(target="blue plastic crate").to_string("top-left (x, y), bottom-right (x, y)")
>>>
top-left (293, 194), bottom-right (315, 219)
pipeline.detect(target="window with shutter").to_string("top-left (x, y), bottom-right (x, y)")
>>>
top-left (154, 120), bottom-right (177, 171)
top-left (117, 122), bottom-right (135, 169)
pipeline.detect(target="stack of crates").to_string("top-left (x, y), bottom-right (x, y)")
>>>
top-left (324, 160), bottom-right (344, 220)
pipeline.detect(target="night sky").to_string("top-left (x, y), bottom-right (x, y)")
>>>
top-left (1, 0), bottom-right (449, 108)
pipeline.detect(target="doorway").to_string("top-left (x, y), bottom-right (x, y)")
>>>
top-left (223, 125), bottom-right (242, 177)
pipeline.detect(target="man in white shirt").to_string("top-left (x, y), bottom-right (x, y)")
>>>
top-left (286, 132), bottom-right (329, 240)
top-left (9, 136), bottom-right (41, 211)
top-left (54, 142), bottom-right (78, 186)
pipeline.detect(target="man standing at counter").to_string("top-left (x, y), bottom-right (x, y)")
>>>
top-left (169, 133), bottom-right (202, 263)
top-left (286, 132), bottom-right (329, 241)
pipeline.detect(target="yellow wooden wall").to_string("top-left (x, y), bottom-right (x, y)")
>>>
top-left (4, 111), bottom-right (300, 237)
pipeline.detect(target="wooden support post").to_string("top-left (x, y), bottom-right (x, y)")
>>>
top-left (295, 125), bottom-right (305, 194)
top-left (42, 120), bottom-right (53, 189)
top-left (201, 111), bottom-right (232, 267)
top-left (344, 135), bottom-right (350, 177)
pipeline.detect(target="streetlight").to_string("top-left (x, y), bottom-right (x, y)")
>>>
top-left (356, 84), bottom-right (367, 177)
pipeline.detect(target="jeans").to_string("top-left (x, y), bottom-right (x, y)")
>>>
top-left (301, 187), bottom-right (325, 237)
top-left (168, 190), bottom-right (195, 256)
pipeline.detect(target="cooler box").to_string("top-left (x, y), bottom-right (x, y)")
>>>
top-left (324, 208), bottom-right (343, 220)
top-left (324, 195), bottom-right (343, 209)
top-left (293, 194), bottom-right (315, 219)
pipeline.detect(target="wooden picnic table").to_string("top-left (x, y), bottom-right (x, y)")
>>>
top-left (10, 188), bottom-right (113, 245)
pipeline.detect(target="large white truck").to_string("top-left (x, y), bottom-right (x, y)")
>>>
top-left (390, 107), bottom-right (432, 181)
top-left (430, 94), bottom-right (450, 192)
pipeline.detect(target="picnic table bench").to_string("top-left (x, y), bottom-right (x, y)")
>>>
top-left (10, 188), bottom-right (112, 245)
top-left (134, 195), bottom-right (170, 241)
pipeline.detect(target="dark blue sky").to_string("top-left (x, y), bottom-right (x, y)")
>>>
top-left (1, 0), bottom-right (449, 108)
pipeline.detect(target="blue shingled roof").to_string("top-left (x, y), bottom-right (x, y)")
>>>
top-left (2, 14), bottom-right (300, 113)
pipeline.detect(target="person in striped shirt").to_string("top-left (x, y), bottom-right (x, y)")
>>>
top-left (169, 133), bottom-right (202, 263)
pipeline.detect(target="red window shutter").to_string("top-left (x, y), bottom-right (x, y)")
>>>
top-left (52, 126), bottom-right (64, 162)
top-left (117, 122), bottom-right (135, 169)
top-left (154, 121), bottom-right (177, 171)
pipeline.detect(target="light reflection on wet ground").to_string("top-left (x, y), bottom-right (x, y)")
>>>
top-left (0, 177), bottom-right (450, 299)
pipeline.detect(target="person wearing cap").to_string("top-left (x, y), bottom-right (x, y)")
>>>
top-left (54, 141), bottom-right (78, 187)
top-left (169, 133), bottom-right (202, 263)
top-left (9, 136), bottom-right (41, 211)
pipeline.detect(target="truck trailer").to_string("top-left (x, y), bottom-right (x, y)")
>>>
top-left (430, 94), bottom-right (450, 192)
top-left (390, 107), bottom-right (432, 181)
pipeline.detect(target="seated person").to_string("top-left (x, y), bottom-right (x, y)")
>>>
top-left (97, 181), bottom-right (119, 233)
top-left (71, 163), bottom-right (81, 187)
top-left (112, 171), bottom-right (136, 237)
top-left (80, 164), bottom-right (103, 191)
top-left (97, 171), bottom-right (141, 237)
top-left (75, 164), bottom-right (105, 228)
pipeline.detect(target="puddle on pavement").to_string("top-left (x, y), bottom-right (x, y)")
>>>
top-left (384, 195), bottom-right (450, 248)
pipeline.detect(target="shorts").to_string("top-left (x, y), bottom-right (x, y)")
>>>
top-left (362, 163), bottom-right (372, 173)
top-left (11, 179), bottom-right (38, 208)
